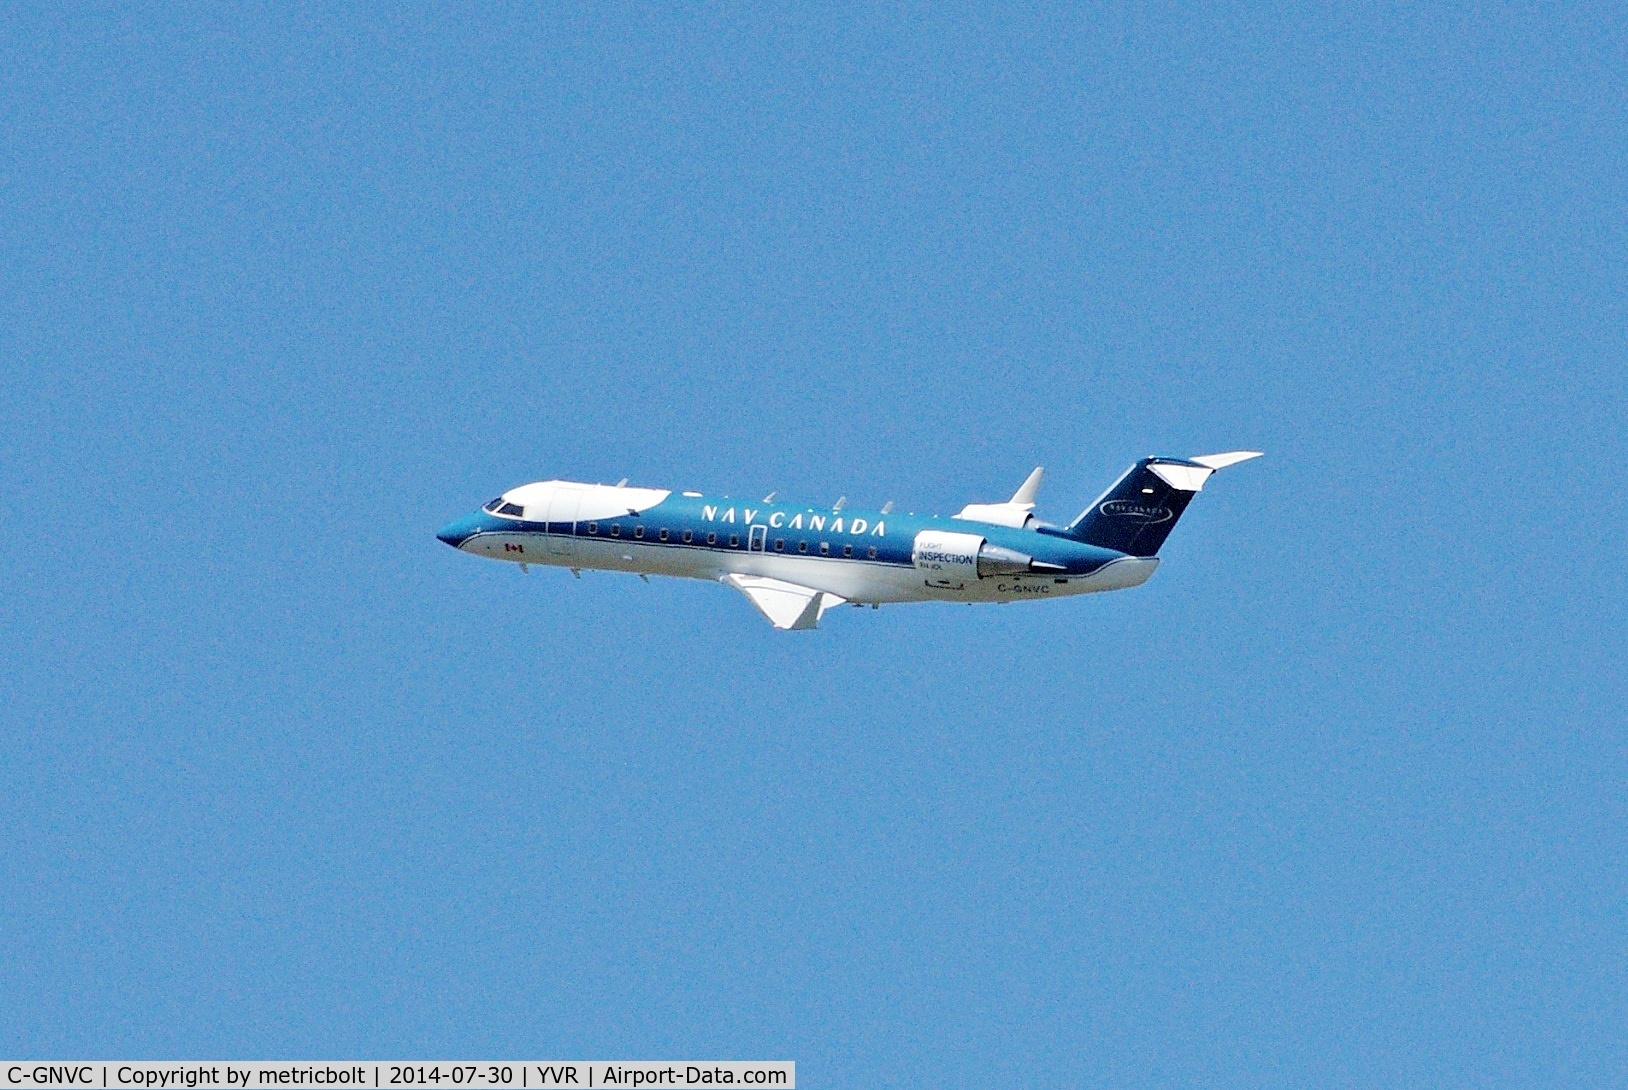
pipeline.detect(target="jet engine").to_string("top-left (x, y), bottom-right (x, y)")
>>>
top-left (975, 542), bottom-right (1037, 577)
top-left (911, 530), bottom-right (1059, 581)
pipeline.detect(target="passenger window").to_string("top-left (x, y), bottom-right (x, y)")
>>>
top-left (797, 542), bottom-right (808, 554)
top-left (587, 522), bottom-right (598, 535)
top-left (658, 529), bottom-right (669, 542)
top-left (774, 539), bottom-right (785, 551)
top-left (634, 526), bottom-right (645, 539)
top-left (818, 542), bottom-right (830, 555)
top-left (682, 530), bottom-right (693, 543)
top-left (610, 524), bottom-right (621, 537)
top-left (843, 544), bottom-right (853, 558)
top-left (867, 546), bottom-right (877, 559)
top-left (706, 532), bottom-right (717, 545)
top-left (729, 534), bottom-right (740, 547)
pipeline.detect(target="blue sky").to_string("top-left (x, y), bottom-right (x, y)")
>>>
top-left (2, 4), bottom-right (1623, 1086)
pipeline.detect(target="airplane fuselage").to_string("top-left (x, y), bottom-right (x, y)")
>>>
top-left (435, 480), bottom-right (1158, 606)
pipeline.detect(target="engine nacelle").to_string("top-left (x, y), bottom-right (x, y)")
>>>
top-left (975, 542), bottom-right (1035, 577)
top-left (912, 530), bottom-right (1044, 582)
top-left (912, 530), bottom-right (982, 583)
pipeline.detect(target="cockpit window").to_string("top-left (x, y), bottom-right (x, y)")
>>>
top-left (498, 502), bottom-right (526, 517)
top-left (483, 498), bottom-right (505, 513)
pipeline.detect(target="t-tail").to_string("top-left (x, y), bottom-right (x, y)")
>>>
top-left (1063, 451), bottom-right (1262, 557)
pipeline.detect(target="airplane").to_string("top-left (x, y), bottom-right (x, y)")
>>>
top-left (436, 451), bottom-right (1261, 629)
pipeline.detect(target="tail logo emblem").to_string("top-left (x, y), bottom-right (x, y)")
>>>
top-left (1100, 500), bottom-right (1173, 523)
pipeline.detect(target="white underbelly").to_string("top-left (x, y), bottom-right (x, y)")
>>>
top-left (463, 532), bottom-right (1156, 605)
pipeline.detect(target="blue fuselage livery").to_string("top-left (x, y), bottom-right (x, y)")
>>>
top-left (436, 452), bottom-right (1261, 629)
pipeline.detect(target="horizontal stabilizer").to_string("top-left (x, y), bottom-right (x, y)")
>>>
top-left (721, 574), bottom-right (846, 630)
top-left (1148, 461), bottom-right (1214, 492)
top-left (1191, 450), bottom-right (1264, 470)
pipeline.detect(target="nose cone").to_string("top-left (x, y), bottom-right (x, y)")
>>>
top-left (436, 513), bottom-right (482, 549)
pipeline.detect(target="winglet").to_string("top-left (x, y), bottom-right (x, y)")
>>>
top-left (1010, 466), bottom-right (1044, 505)
top-left (954, 466), bottom-right (1046, 529)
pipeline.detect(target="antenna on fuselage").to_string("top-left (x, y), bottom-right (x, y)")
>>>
top-left (616, 477), bottom-right (628, 487)
top-left (881, 501), bottom-right (894, 515)
top-left (833, 497), bottom-right (846, 511)
top-left (763, 491), bottom-right (776, 502)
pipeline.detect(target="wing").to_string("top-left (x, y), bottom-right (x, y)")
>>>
top-left (720, 574), bottom-right (847, 630)
top-left (953, 466), bottom-right (1044, 528)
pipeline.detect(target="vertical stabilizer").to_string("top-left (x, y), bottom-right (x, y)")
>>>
top-left (1065, 452), bottom-right (1260, 556)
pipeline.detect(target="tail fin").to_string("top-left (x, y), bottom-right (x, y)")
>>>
top-left (1065, 451), bottom-right (1261, 556)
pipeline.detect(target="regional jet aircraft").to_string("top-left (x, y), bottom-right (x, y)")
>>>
top-left (436, 452), bottom-right (1261, 629)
